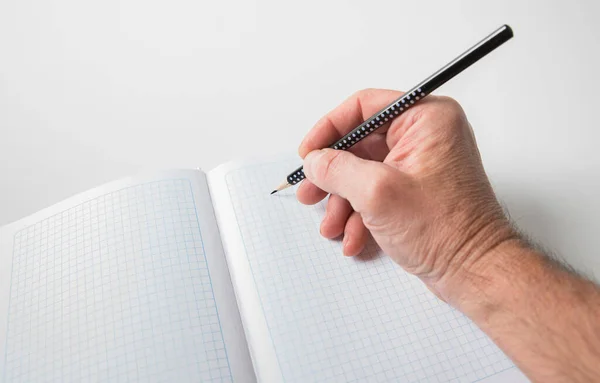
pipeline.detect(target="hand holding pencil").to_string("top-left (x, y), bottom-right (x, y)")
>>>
top-left (273, 25), bottom-right (600, 383)
top-left (295, 81), bottom-right (600, 383)
top-left (296, 89), bottom-right (515, 295)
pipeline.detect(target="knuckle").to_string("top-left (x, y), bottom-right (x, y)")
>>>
top-left (362, 170), bottom-right (397, 212)
top-left (352, 88), bottom-right (377, 103)
top-left (438, 96), bottom-right (466, 122)
top-left (438, 95), bottom-right (462, 110)
top-left (355, 88), bottom-right (375, 97)
top-left (420, 96), bottom-right (467, 134)
top-left (425, 96), bottom-right (463, 116)
top-left (314, 149), bottom-right (346, 180)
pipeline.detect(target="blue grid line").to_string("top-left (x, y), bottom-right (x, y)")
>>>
top-left (472, 366), bottom-right (517, 382)
top-left (3, 178), bottom-right (233, 382)
top-left (222, 161), bottom-right (516, 383)
top-left (188, 179), bottom-right (234, 380)
top-left (224, 166), bottom-right (286, 381)
top-left (2, 223), bottom-right (18, 383)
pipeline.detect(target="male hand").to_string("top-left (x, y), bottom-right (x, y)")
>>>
top-left (298, 89), bottom-right (600, 382)
top-left (297, 89), bottom-right (515, 299)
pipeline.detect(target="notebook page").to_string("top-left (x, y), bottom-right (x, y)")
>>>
top-left (0, 170), bottom-right (254, 382)
top-left (208, 159), bottom-right (528, 383)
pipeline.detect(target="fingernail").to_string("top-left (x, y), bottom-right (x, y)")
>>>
top-left (304, 149), bottom-right (326, 179)
top-left (319, 218), bottom-right (327, 236)
top-left (342, 234), bottom-right (349, 250)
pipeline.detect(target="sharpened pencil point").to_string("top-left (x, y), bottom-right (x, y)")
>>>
top-left (270, 180), bottom-right (292, 195)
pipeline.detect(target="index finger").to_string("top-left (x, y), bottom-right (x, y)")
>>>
top-left (298, 88), bottom-right (403, 158)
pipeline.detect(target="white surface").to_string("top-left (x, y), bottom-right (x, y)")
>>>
top-left (0, 171), bottom-right (255, 382)
top-left (1, 0), bottom-right (600, 278)
top-left (208, 159), bottom-right (526, 382)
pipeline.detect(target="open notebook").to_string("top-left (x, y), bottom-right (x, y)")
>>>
top-left (0, 159), bottom-right (529, 383)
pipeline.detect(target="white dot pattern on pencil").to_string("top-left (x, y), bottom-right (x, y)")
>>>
top-left (289, 172), bottom-right (306, 184)
top-left (4, 180), bottom-right (233, 382)
top-left (227, 161), bottom-right (516, 383)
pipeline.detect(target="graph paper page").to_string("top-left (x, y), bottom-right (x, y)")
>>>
top-left (0, 170), bottom-right (255, 382)
top-left (208, 159), bottom-right (528, 383)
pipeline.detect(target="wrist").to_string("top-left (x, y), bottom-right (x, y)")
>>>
top-left (435, 235), bottom-right (541, 317)
top-left (432, 233), bottom-right (600, 383)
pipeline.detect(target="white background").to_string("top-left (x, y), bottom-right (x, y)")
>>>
top-left (1, 0), bottom-right (599, 275)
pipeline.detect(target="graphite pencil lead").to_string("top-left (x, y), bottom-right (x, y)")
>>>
top-left (270, 180), bottom-right (292, 195)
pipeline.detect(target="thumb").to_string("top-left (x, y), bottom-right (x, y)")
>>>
top-left (303, 149), bottom-right (401, 214)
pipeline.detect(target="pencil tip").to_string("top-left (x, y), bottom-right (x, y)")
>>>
top-left (270, 180), bottom-right (292, 195)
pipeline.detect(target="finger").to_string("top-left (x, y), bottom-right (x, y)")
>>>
top-left (298, 89), bottom-right (403, 158)
top-left (296, 131), bottom-right (389, 205)
top-left (342, 211), bottom-right (369, 257)
top-left (320, 195), bottom-right (353, 239)
top-left (304, 149), bottom-right (405, 214)
top-left (296, 179), bottom-right (328, 205)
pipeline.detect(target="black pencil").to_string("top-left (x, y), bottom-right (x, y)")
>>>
top-left (271, 24), bottom-right (514, 194)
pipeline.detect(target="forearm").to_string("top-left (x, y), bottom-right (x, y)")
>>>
top-left (444, 240), bottom-right (600, 382)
